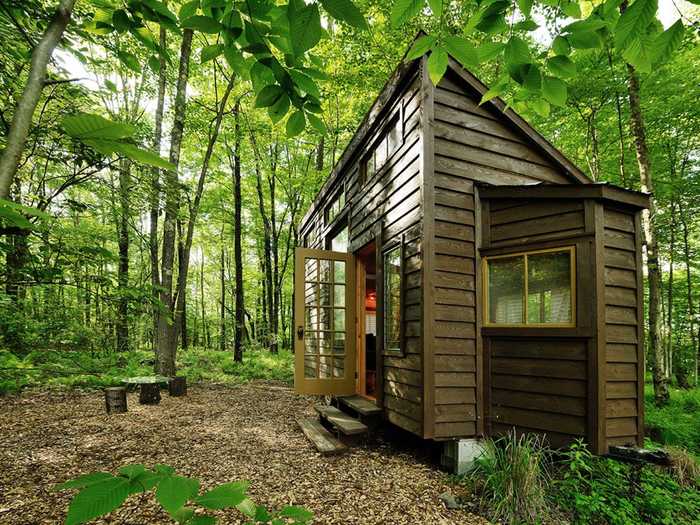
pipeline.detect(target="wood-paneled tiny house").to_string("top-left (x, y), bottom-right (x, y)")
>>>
top-left (294, 42), bottom-right (649, 455)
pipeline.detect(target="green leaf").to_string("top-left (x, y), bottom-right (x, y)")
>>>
top-left (201, 44), bottom-right (224, 63)
top-left (142, 0), bottom-right (178, 23)
top-left (155, 464), bottom-right (175, 476)
top-left (306, 112), bottom-right (326, 133)
top-left (405, 35), bottom-right (436, 61)
top-left (288, 4), bottom-right (322, 56)
top-left (547, 55), bottom-right (577, 78)
top-left (63, 113), bottom-right (136, 140)
top-left (224, 46), bottom-right (247, 76)
top-left (562, 18), bottom-right (608, 34)
top-left (651, 19), bottom-right (684, 65)
top-left (516, 0), bottom-right (532, 17)
top-left (195, 481), bottom-right (249, 509)
top-left (552, 36), bottom-right (571, 56)
top-left (542, 75), bottom-right (567, 106)
top-left (111, 9), bottom-right (131, 32)
top-left (427, 0), bottom-right (443, 17)
top-left (390, 0), bottom-right (423, 28)
top-left (614, 0), bottom-right (658, 51)
top-left (104, 79), bottom-right (117, 92)
top-left (480, 76), bottom-right (508, 105)
top-left (621, 34), bottom-right (654, 73)
top-left (477, 41), bottom-right (504, 62)
top-left (561, 0), bottom-right (582, 18)
top-left (181, 15), bottom-right (222, 33)
top-left (250, 62), bottom-right (276, 93)
top-left (148, 56), bottom-right (161, 73)
top-left (426, 47), bottom-right (448, 85)
top-left (567, 30), bottom-right (603, 49)
top-left (504, 36), bottom-right (530, 65)
top-left (286, 110), bottom-right (306, 137)
top-left (444, 36), bottom-right (478, 69)
top-left (236, 497), bottom-right (257, 517)
top-left (117, 51), bottom-right (141, 73)
top-left (111, 143), bottom-right (176, 171)
top-left (268, 93), bottom-right (291, 123)
top-left (279, 506), bottom-right (313, 523)
top-left (190, 516), bottom-right (216, 525)
top-left (319, 0), bottom-right (368, 29)
top-left (530, 98), bottom-right (550, 117)
top-left (118, 464), bottom-right (146, 480)
top-left (65, 477), bottom-right (130, 525)
top-left (289, 69), bottom-right (321, 99)
top-left (179, 1), bottom-right (199, 20)
top-left (255, 85), bottom-right (284, 107)
top-left (56, 473), bottom-right (114, 491)
top-left (156, 475), bottom-right (200, 516)
top-left (513, 19), bottom-right (538, 31)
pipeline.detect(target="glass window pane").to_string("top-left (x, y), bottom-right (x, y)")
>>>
top-left (384, 246), bottom-right (402, 352)
top-left (319, 307), bottom-right (332, 331)
top-left (331, 228), bottom-right (348, 252)
top-left (304, 258), bottom-right (317, 281)
top-left (333, 332), bottom-right (345, 354)
top-left (319, 283), bottom-right (331, 306)
top-left (304, 356), bottom-right (317, 378)
top-left (488, 256), bottom-right (525, 324)
top-left (319, 332), bottom-right (332, 354)
top-left (319, 259), bottom-right (331, 282)
top-left (334, 285), bottom-right (345, 306)
top-left (334, 308), bottom-right (345, 331)
top-left (387, 117), bottom-right (401, 157)
top-left (527, 251), bottom-right (572, 324)
top-left (375, 136), bottom-right (387, 169)
top-left (334, 260), bottom-right (346, 282)
top-left (319, 356), bottom-right (332, 379)
top-left (333, 358), bottom-right (344, 378)
top-left (304, 332), bottom-right (318, 354)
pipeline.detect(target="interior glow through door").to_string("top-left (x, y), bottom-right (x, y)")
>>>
top-left (294, 248), bottom-right (356, 395)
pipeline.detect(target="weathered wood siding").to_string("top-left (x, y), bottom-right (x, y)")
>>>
top-left (489, 338), bottom-right (588, 447)
top-left (602, 206), bottom-right (644, 448)
top-left (299, 67), bottom-right (426, 436)
top-left (424, 69), bottom-right (575, 439)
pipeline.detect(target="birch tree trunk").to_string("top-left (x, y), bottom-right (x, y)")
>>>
top-left (0, 0), bottom-right (75, 198)
top-left (624, 60), bottom-right (669, 405)
top-left (156, 29), bottom-right (193, 376)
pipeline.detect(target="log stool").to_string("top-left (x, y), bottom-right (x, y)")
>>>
top-left (139, 383), bottom-right (161, 405)
top-left (105, 387), bottom-right (127, 414)
top-left (168, 376), bottom-right (187, 397)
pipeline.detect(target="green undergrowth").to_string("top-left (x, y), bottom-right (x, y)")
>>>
top-left (0, 346), bottom-right (293, 394)
top-left (455, 434), bottom-right (700, 525)
top-left (644, 382), bottom-right (700, 457)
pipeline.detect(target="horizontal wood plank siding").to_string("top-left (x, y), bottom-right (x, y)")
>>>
top-left (603, 206), bottom-right (643, 448)
top-left (427, 69), bottom-right (576, 440)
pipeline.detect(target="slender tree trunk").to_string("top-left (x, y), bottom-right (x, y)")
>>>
top-left (178, 219), bottom-right (188, 350)
top-left (220, 242), bottom-right (226, 351)
top-left (232, 102), bottom-right (244, 362)
top-left (116, 159), bottom-right (131, 352)
top-left (316, 136), bottom-right (324, 171)
top-left (150, 22), bottom-right (167, 354)
top-left (607, 47), bottom-right (627, 187)
top-left (678, 199), bottom-right (698, 385)
top-left (623, 52), bottom-right (669, 404)
top-left (156, 29), bottom-right (193, 376)
top-left (0, 0), bottom-right (75, 198)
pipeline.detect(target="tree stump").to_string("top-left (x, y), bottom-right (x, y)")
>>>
top-left (105, 387), bottom-right (127, 414)
top-left (139, 383), bottom-right (161, 405)
top-left (168, 376), bottom-right (187, 397)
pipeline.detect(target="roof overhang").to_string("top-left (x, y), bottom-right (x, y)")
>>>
top-left (477, 183), bottom-right (650, 209)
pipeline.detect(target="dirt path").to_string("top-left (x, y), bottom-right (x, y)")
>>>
top-left (0, 382), bottom-right (485, 524)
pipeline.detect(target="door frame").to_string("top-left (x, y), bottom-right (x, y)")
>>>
top-left (293, 247), bottom-right (357, 396)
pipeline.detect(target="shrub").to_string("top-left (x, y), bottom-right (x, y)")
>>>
top-left (56, 464), bottom-right (312, 525)
top-left (470, 430), bottom-right (551, 524)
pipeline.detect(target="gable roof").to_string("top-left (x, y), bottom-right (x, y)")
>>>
top-left (300, 33), bottom-right (591, 230)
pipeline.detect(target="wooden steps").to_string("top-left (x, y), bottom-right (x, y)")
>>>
top-left (297, 418), bottom-right (347, 455)
top-left (337, 395), bottom-right (381, 416)
top-left (314, 404), bottom-right (368, 435)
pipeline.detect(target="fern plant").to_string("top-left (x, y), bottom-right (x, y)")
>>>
top-left (56, 464), bottom-right (312, 525)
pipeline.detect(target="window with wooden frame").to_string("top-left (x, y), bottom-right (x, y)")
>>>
top-left (359, 112), bottom-right (403, 186)
top-left (325, 187), bottom-right (345, 226)
top-left (383, 239), bottom-right (404, 355)
top-left (483, 246), bottom-right (576, 327)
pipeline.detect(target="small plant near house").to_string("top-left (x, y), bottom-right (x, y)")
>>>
top-left (56, 464), bottom-right (312, 525)
top-left (469, 430), bottom-right (552, 524)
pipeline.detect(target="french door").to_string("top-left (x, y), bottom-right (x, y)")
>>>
top-left (294, 248), bottom-right (356, 395)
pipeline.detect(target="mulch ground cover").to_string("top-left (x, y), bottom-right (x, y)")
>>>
top-left (0, 381), bottom-right (486, 524)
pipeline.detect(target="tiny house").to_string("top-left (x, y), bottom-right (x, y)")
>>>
top-left (293, 40), bottom-right (649, 456)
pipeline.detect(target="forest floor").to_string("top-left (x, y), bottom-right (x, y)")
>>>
top-left (0, 381), bottom-right (487, 525)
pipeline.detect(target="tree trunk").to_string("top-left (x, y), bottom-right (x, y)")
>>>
top-left (150, 22), bottom-right (167, 354)
top-left (156, 29), bottom-right (193, 377)
top-left (116, 159), bottom-right (131, 353)
top-left (624, 56), bottom-right (669, 405)
top-left (220, 242), bottom-right (226, 351)
top-left (0, 0), bottom-right (75, 198)
top-left (232, 101), bottom-right (244, 363)
top-left (178, 219), bottom-right (188, 349)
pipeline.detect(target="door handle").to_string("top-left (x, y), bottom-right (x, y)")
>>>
top-left (297, 326), bottom-right (304, 340)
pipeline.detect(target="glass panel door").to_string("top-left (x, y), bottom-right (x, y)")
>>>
top-left (294, 248), bottom-right (356, 395)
